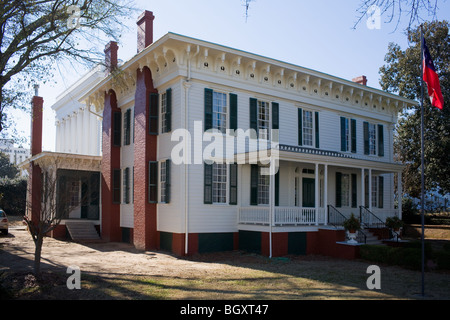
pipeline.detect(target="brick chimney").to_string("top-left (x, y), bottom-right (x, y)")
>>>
top-left (104, 41), bottom-right (118, 73)
top-left (137, 10), bottom-right (155, 53)
top-left (28, 85), bottom-right (43, 227)
top-left (352, 75), bottom-right (367, 86)
top-left (31, 85), bottom-right (43, 156)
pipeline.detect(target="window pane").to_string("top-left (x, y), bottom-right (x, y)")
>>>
top-left (258, 101), bottom-right (270, 140)
top-left (369, 123), bottom-right (376, 155)
top-left (258, 167), bottom-right (270, 205)
top-left (213, 163), bottom-right (227, 203)
top-left (213, 92), bottom-right (227, 133)
top-left (341, 174), bottom-right (350, 207)
top-left (303, 110), bottom-right (313, 146)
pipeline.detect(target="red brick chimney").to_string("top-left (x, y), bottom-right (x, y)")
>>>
top-left (104, 41), bottom-right (118, 73)
top-left (352, 75), bottom-right (367, 86)
top-left (137, 10), bottom-right (155, 53)
top-left (28, 85), bottom-right (43, 226)
top-left (31, 85), bottom-right (43, 156)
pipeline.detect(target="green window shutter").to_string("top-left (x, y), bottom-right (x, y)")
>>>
top-left (165, 160), bottom-right (171, 204)
top-left (204, 88), bottom-right (213, 131)
top-left (250, 164), bottom-right (258, 206)
top-left (165, 88), bottom-right (172, 132)
top-left (113, 168), bottom-right (121, 204)
top-left (378, 124), bottom-right (384, 157)
top-left (363, 121), bottom-right (369, 155)
top-left (204, 163), bottom-right (213, 204)
top-left (378, 176), bottom-right (384, 208)
top-left (249, 98), bottom-right (258, 138)
top-left (272, 102), bottom-right (279, 130)
top-left (123, 167), bottom-right (130, 204)
top-left (124, 109), bottom-right (131, 145)
top-left (298, 108), bottom-right (303, 146)
top-left (315, 111), bottom-right (319, 148)
top-left (336, 172), bottom-right (342, 208)
top-left (275, 169), bottom-right (280, 206)
top-left (148, 161), bottom-right (158, 203)
top-left (351, 173), bottom-right (357, 208)
top-left (229, 93), bottom-right (238, 132)
top-left (351, 119), bottom-right (357, 153)
top-left (340, 117), bottom-right (346, 152)
top-left (229, 163), bottom-right (238, 205)
top-left (149, 93), bottom-right (159, 135)
top-left (113, 111), bottom-right (122, 147)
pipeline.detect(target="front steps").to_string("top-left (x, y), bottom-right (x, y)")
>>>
top-left (66, 222), bottom-right (101, 242)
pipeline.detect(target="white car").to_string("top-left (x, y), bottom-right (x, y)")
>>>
top-left (0, 209), bottom-right (8, 235)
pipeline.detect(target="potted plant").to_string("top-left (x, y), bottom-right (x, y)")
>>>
top-left (385, 216), bottom-right (404, 240)
top-left (343, 213), bottom-right (361, 244)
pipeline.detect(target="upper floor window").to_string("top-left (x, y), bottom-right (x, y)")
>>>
top-left (364, 122), bottom-right (384, 157)
top-left (298, 108), bottom-right (319, 148)
top-left (302, 110), bottom-right (313, 146)
top-left (340, 117), bottom-right (356, 153)
top-left (161, 88), bottom-right (172, 134)
top-left (213, 92), bottom-right (227, 134)
top-left (258, 101), bottom-right (270, 140)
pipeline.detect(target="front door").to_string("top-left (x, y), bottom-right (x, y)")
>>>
top-left (302, 178), bottom-right (315, 208)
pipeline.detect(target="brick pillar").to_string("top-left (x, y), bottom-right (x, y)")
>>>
top-left (101, 89), bottom-right (121, 242)
top-left (133, 66), bottom-right (158, 251)
top-left (28, 94), bottom-right (43, 226)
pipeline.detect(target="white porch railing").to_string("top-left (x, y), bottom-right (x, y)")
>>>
top-left (239, 206), bottom-right (326, 226)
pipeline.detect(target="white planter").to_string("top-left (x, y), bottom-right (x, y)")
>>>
top-left (347, 230), bottom-right (358, 244)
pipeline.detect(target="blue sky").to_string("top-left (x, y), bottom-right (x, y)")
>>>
top-left (8, 0), bottom-right (450, 151)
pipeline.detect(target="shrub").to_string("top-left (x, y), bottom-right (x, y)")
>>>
top-left (360, 244), bottom-right (429, 271)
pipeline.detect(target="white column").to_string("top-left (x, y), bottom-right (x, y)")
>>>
top-left (315, 163), bottom-right (319, 225)
top-left (65, 117), bottom-right (70, 153)
top-left (71, 113), bottom-right (76, 153)
top-left (361, 168), bottom-right (365, 208)
top-left (83, 107), bottom-right (90, 155)
top-left (77, 108), bottom-right (83, 154)
top-left (368, 168), bottom-right (372, 212)
top-left (324, 164), bottom-right (328, 225)
top-left (397, 171), bottom-right (402, 219)
top-left (55, 122), bottom-right (60, 152)
top-left (90, 112), bottom-right (98, 155)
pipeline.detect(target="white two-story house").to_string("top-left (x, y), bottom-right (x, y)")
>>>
top-left (26, 10), bottom-right (416, 257)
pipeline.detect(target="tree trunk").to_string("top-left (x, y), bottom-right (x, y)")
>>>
top-left (34, 234), bottom-right (44, 277)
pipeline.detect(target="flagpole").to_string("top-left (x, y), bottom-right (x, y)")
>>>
top-left (420, 24), bottom-right (426, 297)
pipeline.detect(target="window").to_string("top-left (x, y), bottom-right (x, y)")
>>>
top-left (160, 160), bottom-right (171, 204)
top-left (302, 110), bottom-right (313, 146)
top-left (113, 169), bottom-right (121, 204)
top-left (123, 167), bottom-right (130, 204)
top-left (371, 177), bottom-right (378, 208)
top-left (148, 161), bottom-right (158, 203)
top-left (258, 101), bottom-right (270, 140)
top-left (258, 167), bottom-right (270, 205)
top-left (213, 163), bottom-right (227, 203)
top-left (160, 89), bottom-right (172, 133)
top-left (336, 172), bottom-right (357, 208)
top-left (213, 92), bottom-right (227, 133)
top-left (113, 112), bottom-right (121, 147)
top-left (70, 181), bottom-right (80, 207)
top-left (160, 160), bottom-right (167, 203)
top-left (123, 109), bottom-right (131, 146)
top-left (161, 92), bottom-right (167, 133)
top-left (369, 123), bottom-right (376, 155)
top-left (298, 108), bottom-right (319, 147)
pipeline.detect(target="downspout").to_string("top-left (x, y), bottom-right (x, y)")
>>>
top-left (184, 46), bottom-right (199, 255)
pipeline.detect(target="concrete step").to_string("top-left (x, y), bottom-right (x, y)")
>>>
top-left (66, 222), bottom-right (100, 242)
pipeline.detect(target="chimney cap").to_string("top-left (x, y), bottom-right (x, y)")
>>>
top-left (137, 10), bottom-right (155, 24)
top-left (33, 84), bottom-right (39, 96)
top-left (352, 75), bottom-right (367, 86)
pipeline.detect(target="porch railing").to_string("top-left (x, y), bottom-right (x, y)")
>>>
top-left (239, 206), bottom-right (325, 226)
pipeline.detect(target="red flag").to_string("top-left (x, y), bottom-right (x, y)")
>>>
top-left (422, 38), bottom-right (444, 110)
